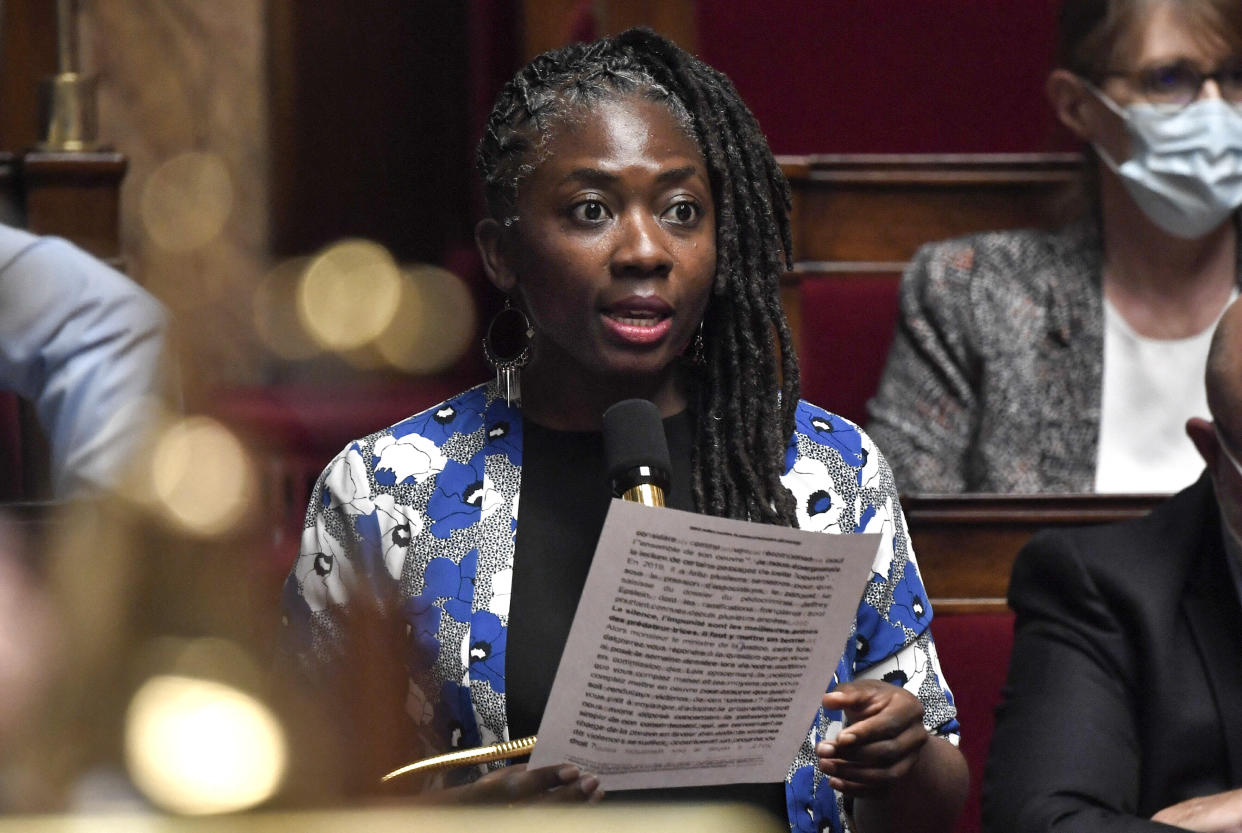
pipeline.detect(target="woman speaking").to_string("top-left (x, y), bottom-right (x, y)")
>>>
top-left (279, 29), bottom-right (966, 833)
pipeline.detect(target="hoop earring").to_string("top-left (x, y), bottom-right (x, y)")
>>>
top-left (482, 297), bottom-right (534, 407)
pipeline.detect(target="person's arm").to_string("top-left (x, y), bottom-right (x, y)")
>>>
top-left (808, 429), bottom-right (967, 832)
top-left (819, 680), bottom-right (968, 833)
top-left (865, 240), bottom-right (982, 493)
top-left (0, 232), bottom-right (170, 496)
top-left (983, 532), bottom-right (1183, 833)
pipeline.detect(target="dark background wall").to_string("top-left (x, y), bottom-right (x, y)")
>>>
top-left (698, 1), bottom-right (1069, 154)
top-left (267, 1), bottom-right (482, 263)
top-left (266, 1), bottom-right (1072, 272)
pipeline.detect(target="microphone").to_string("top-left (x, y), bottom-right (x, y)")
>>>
top-left (602, 399), bottom-right (671, 507)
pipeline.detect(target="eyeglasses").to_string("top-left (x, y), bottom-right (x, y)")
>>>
top-left (1099, 59), bottom-right (1242, 111)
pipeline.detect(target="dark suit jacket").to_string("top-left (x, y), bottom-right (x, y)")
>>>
top-left (983, 475), bottom-right (1242, 832)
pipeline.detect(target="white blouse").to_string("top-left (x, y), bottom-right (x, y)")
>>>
top-left (1095, 293), bottom-right (1235, 494)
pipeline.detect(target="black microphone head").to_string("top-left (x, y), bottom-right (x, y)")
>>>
top-left (602, 399), bottom-right (671, 497)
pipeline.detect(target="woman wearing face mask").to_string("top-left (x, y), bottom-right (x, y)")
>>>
top-left (866, 0), bottom-right (1242, 494)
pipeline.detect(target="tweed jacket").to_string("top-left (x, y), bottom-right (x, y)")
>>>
top-left (280, 382), bottom-right (959, 833)
top-left (866, 219), bottom-right (1242, 494)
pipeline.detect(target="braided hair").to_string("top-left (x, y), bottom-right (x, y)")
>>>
top-left (477, 28), bottom-right (800, 527)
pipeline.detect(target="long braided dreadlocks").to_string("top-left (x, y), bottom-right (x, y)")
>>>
top-left (476, 28), bottom-right (801, 527)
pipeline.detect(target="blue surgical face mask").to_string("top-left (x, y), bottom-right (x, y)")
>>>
top-left (1087, 86), bottom-right (1242, 239)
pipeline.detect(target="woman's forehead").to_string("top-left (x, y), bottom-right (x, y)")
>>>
top-left (527, 96), bottom-right (706, 184)
top-left (1118, 1), bottom-right (1237, 67)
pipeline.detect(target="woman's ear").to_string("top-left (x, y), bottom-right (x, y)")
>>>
top-left (475, 218), bottom-right (517, 293)
top-left (1046, 69), bottom-right (1100, 142)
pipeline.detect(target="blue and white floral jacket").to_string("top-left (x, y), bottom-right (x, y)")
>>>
top-left (281, 382), bottom-right (959, 833)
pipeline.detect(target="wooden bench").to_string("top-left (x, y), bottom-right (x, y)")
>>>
top-left (778, 153), bottom-right (1082, 425)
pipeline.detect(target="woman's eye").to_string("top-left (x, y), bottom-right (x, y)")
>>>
top-left (664, 201), bottom-right (701, 225)
top-left (570, 200), bottom-right (609, 223)
top-left (1140, 62), bottom-right (1198, 96)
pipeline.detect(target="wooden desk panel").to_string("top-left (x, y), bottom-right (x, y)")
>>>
top-left (20, 151), bottom-right (127, 267)
top-left (903, 492), bottom-right (1165, 613)
top-left (780, 153), bottom-right (1083, 268)
top-left (0, 805), bottom-right (784, 833)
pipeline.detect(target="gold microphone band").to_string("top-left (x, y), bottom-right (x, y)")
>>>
top-left (622, 483), bottom-right (665, 506)
top-left (381, 735), bottom-right (538, 782)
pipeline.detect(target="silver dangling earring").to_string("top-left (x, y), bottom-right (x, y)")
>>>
top-left (482, 297), bottom-right (534, 407)
top-left (687, 320), bottom-right (706, 366)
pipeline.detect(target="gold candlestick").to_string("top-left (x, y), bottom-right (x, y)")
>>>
top-left (38, 0), bottom-right (100, 151)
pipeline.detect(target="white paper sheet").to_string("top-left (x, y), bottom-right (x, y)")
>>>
top-left (526, 499), bottom-right (881, 790)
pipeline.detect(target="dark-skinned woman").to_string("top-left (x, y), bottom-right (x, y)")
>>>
top-left (279, 29), bottom-right (967, 833)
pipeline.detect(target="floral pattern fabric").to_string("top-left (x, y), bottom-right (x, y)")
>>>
top-left (280, 382), bottom-right (959, 833)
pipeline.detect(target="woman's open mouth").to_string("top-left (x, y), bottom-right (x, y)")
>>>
top-left (601, 297), bottom-right (674, 346)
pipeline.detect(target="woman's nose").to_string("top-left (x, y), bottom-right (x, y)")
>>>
top-left (612, 210), bottom-right (673, 277)
top-left (1201, 77), bottom-right (1225, 100)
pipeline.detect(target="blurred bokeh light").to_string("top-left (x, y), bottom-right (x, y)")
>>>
top-left (149, 417), bottom-right (256, 538)
top-left (259, 249), bottom-right (477, 373)
top-left (375, 263), bottom-right (476, 374)
top-left (124, 671), bottom-right (287, 815)
top-left (139, 152), bottom-right (235, 253)
top-left (252, 257), bottom-right (322, 361)
top-left (297, 240), bottom-right (402, 353)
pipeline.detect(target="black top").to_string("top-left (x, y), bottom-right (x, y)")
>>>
top-left (507, 411), bottom-right (786, 822)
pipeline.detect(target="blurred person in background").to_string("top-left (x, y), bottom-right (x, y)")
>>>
top-left (867, 0), bottom-right (1242, 494)
top-left (0, 223), bottom-right (170, 498)
top-left (984, 296), bottom-right (1242, 831)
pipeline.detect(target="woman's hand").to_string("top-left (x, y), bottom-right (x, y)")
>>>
top-left (816, 679), bottom-right (928, 795)
top-left (435, 763), bottom-right (604, 805)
